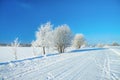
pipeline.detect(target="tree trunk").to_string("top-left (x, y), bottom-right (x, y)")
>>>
top-left (62, 46), bottom-right (65, 53)
top-left (57, 46), bottom-right (63, 53)
top-left (59, 46), bottom-right (62, 53)
top-left (60, 48), bottom-right (62, 53)
top-left (43, 46), bottom-right (45, 55)
top-left (78, 45), bottom-right (81, 49)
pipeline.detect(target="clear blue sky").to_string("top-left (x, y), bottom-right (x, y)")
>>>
top-left (0, 0), bottom-right (120, 44)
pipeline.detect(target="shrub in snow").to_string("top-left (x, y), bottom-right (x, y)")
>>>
top-left (35, 22), bottom-right (53, 55)
top-left (11, 38), bottom-right (20, 60)
top-left (112, 42), bottom-right (119, 46)
top-left (72, 34), bottom-right (85, 49)
top-left (53, 24), bottom-right (73, 53)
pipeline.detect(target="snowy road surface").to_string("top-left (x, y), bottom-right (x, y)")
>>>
top-left (0, 48), bottom-right (120, 80)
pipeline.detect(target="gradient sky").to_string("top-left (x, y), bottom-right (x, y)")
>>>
top-left (0, 0), bottom-right (120, 44)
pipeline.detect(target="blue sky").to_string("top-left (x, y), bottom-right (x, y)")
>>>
top-left (0, 0), bottom-right (120, 44)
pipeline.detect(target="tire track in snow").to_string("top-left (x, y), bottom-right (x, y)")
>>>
top-left (4, 54), bottom-right (73, 79)
top-left (7, 53), bottom-right (85, 80)
top-left (94, 50), bottom-right (120, 80)
top-left (29, 53), bottom-right (89, 80)
top-left (109, 49), bottom-right (120, 56)
top-left (67, 57), bottom-right (93, 80)
top-left (28, 55), bottom-right (82, 80)
top-left (54, 54), bottom-right (91, 80)
top-left (74, 53), bottom-right (101, 80)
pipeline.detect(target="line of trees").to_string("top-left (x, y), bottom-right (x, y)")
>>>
top-left (10, 22), bottom-right (86, 60)
top-left (9, 22), bottom-right (120, 60)
top-left (32, 22), bottom-right (85, 55)
top-left (11, 22), bottom-right (120, 60)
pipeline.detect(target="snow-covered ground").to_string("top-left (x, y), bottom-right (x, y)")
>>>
top-left (0, 47), bottom-right (120, 80)
top-left (0, 47), bottom-right (58, 63)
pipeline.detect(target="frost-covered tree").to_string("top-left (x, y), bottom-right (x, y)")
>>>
top-left (54, 24), bottom-right (72, 53)
top-left (35, 22), bottom-right (53, 55)
top-left (31, 40), bottom-right (38, 56)
top-left (72, 34), bottom-right (85, 49)
top-left (11, 38), bottom-right (20, 60)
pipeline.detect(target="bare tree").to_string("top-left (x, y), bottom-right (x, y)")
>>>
top-left (54, 24), bottom-right (73, 53)
top-left (72, 34), bottom-right (85, 49)
top-left (11, 38), bottom-right (20, 60)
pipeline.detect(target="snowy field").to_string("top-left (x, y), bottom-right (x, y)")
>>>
top-left (0, 47), bottom-right (58, 63)
top-left (0, 47), bottom-right (120, 80)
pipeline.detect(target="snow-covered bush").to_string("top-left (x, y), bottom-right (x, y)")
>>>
top-left (72, 34), bottom-right (85, 49)
top-left (53, 24), bottom-right (73, 53)
top-left (112, 42), bottom-right (119, 46)
top-left (11, 38), bottom-right (20, 60)
top-left (35, 22), bottom-right (53, 55)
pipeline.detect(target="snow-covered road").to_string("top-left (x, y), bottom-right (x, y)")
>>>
top-left (0, 48), bottom-right (120, 80)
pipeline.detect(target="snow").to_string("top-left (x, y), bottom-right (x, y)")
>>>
top-left (0, 47), bottom-right (57, 63)
top-left (0, 46), bottom-right (120, 80)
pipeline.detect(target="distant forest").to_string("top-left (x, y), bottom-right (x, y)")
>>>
top-left (0, 43), bottom-right (31, 47)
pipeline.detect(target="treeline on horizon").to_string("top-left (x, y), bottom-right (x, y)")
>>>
top-left (0, 43), bottom-right (31, 47)
top-left (0, 42), bottom-right (120, 47)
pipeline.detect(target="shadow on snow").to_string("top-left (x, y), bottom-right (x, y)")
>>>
top-left (69, 48), bottom-right (107, 53)
top-left (0, 53), bottom-right (58, 65)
